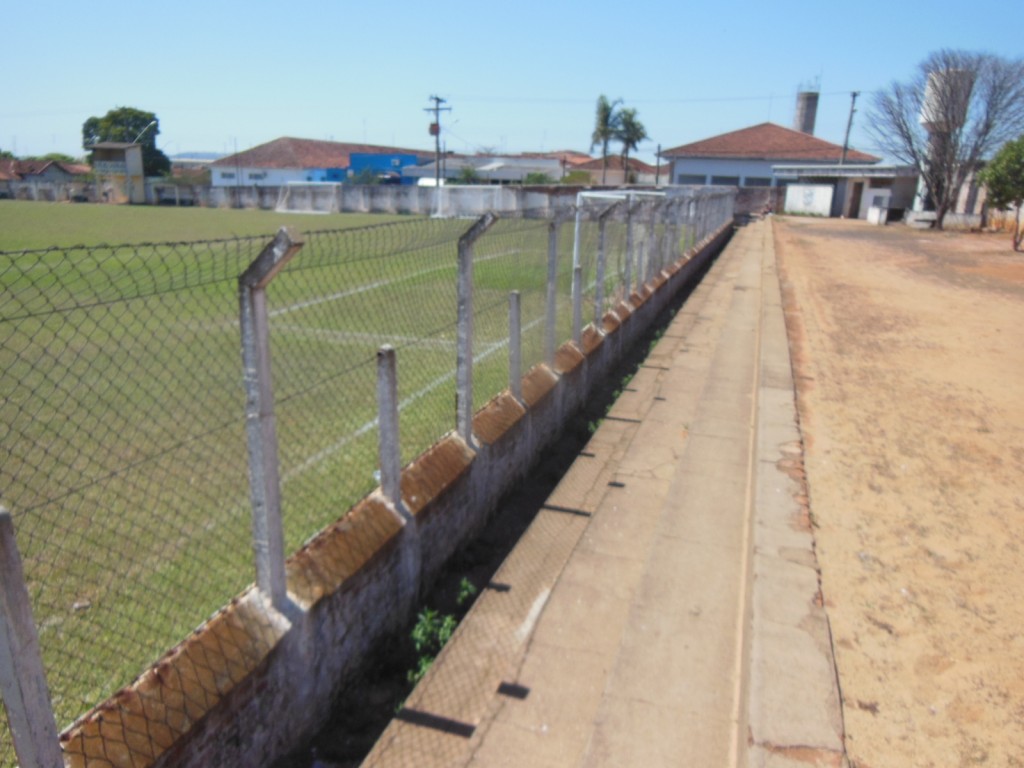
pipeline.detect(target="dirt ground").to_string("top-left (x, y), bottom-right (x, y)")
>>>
top-left (773, 217), bottom-right (1024, 768)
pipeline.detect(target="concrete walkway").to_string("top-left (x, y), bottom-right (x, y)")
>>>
top-left (362, 220), bottom-right (846, 768)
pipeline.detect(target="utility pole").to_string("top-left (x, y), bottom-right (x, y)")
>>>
top-left (655, 143), bottom-right (662, 186)
top-left (424, 95), bottom-right (451, 188)
top-left (840, 91), bottom-right (860, 166)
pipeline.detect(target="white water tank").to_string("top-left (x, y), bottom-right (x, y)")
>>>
top-left (794, 91), bottom-right (819, 135)
top-left (919, 69), bottom-right (974, 133)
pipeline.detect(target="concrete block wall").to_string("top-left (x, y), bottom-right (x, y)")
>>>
top-left (58, 223), bottom-right (734, 768)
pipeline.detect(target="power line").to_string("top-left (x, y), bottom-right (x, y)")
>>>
top-left (448, 90), bottom-right (881, 107)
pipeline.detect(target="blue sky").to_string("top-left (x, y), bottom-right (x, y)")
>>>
top-left (5, 0), bottom-right (1020, 164)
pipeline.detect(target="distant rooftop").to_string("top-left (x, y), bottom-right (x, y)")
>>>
top-left (662, 123), bottom-right (879, 164)
top-left (213, 137), bottom-right (431, 169)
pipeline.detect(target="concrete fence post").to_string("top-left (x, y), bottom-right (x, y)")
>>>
top-left (509, 291), bottom-right (523, 403)
top-left (0, 508), bottom-right (63, 768)
top-left (239, 227), bottom-right (304, 611)
top-left (456, 212), bottom-right (498, 444)
top-left (545, 218), bottom-right (560, 365)
top-left (572, 264), bottom-right (583, 346)
top-left (376, 346), bottom-right (405, 515)
top-left (667, 198), bottom-right (675, 264)
top-left (636, 203), bottom-right (646, 288)
top-left (624, 203), bottom-right (635, 299)
top-left (664, 200), bottom-right (678, 264)
top-left (647, 202), bottom-right (660, 281)
top-left (594, 203), bottom-right (617, 323)
top-left (636, 239), bottom-right (645, 295)
top-left (570, 203), bottom-right (585, 347)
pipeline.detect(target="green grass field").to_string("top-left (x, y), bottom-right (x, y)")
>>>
top-left (1, 200), bottom-right (649, 756)
top-left (0, 199), bottom-right (403, 250)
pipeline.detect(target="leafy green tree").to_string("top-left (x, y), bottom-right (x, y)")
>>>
top-left (868, 50), bottom-right (1024, 229)
top-left (523, 172), bottom-right (554, 184)
top-left (457, 165), bottom-right (482, 184)
top-left (0, 148), bottom-right (16, 160)
top-left (616, 108), bottom-right (648, 183)
top-left (348, 167), bottom-right (381, 185)
top-left (82, 106), bottom-right (171, 176)
top-left (590, 95), bottom-right (622, 185)
top-left (979, 134), bottom-right (1024, 251)
top-left (561, 169), bottom-right (591, 185)
top-left (28, 152), bottom-right (78, 164)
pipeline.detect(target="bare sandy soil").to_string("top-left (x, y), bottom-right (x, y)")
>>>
top-left (773, 217), bottom-right (1024, 768)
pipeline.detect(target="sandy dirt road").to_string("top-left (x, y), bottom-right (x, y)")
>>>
top-left (773, 217), bottom-right (1024, 768)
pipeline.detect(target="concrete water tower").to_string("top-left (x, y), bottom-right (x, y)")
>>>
top-left (913, 68), bottom-right (975, 211)
top-left (919, 68), bottom-right (974, 133)
top-left (794, 90), bottom-right (819, 135)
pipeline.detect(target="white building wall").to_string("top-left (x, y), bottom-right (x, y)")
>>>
top-left (212, 167), bottom-right (311, 187)
top-left (671, 157), bottom-right (837, 187)
top-left (671, 158), bottom-right (779, 186)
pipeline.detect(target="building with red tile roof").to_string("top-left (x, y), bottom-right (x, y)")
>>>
top-left (515, 150), bottom-right (593, 166)
top-left (0, 159), bottom-right (92, 199)
top-left (572, 155), bottom-right (669, 185)
top-left (662, 122), bottom-right (879, 187)
top-left (210, 137), bottom-right (432, 187)
top-left (0, 158), bottom-right (91, 182)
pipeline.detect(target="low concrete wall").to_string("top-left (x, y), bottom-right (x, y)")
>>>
top-left (141, 183), bottom-right (584, 215)
top-left (59, 223), bottom-right (734, 768)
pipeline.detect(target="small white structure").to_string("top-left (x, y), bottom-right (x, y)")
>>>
top-left (774, 164), bottom-right (919, 219)
top-left (784, 184), bottom-right (834, 216)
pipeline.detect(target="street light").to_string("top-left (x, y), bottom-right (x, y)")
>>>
top-left (126, 120), bottom-right (157, 204)
top-left (133, 120), bottom-right (157, 144)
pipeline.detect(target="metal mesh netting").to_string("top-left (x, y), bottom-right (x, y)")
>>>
top-left (263, 217), bottom-right (471, 552)
top-left (0, 236), bottom-right (266, 745)
top-left (469, 215), bottom-right (557, 411)
top-left (0, 193), bottom-right (733, 765)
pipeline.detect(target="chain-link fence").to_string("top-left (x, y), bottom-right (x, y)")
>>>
top-left (0, 189), bottom-right (733, 766)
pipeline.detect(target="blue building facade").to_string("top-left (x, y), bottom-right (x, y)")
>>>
top-left (348, 153), bottom-right (420, 185)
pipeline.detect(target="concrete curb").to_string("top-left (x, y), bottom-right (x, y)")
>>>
top-left (745, 220), bottom-right (847, 767)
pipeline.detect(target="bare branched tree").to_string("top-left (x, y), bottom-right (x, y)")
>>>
top-left (868, 49), bottom-right (1024, 229)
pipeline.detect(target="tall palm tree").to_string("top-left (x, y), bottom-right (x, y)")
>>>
top-left (590, 95), bottom-right (622, 185)
top-left (616, 108), bottom-right (648, 184)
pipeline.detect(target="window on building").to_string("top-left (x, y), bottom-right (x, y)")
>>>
top-left (220, 172), bottom-right (235, 179)
top-left (711, 176), bottom-right (741, 186)
top-left (676, 174), bottom-right (706, 185)
top-left (744, 177), bottom-right (772, 187)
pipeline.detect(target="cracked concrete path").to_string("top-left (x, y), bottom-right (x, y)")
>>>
top-left (362, 219), bottom-right (844, 768)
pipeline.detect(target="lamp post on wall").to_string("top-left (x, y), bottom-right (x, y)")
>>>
top-left (132, 120), bottom-right (157, 145)
top-left (125, 120), bottom-right (157, 203)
